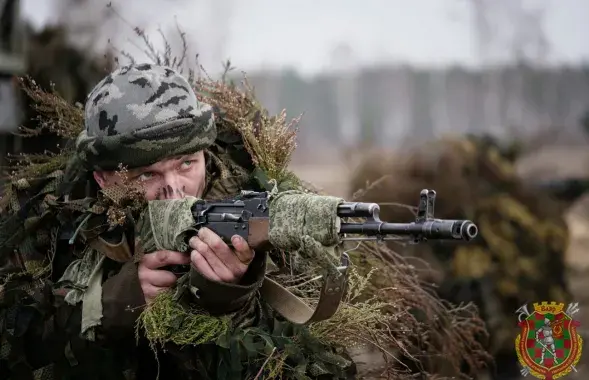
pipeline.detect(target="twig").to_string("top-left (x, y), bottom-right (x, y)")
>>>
top-left (254, 347), bottom-right (277, 379)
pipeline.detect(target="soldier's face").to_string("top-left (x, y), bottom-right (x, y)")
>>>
top-left (93, 151), bottom-right (206, 200)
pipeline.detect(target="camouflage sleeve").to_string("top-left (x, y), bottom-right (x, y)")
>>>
top-left (101, 261), bottom-right (148, 337)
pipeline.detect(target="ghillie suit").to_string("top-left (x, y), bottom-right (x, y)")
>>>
top-left (0, 41), bottom-right (489, 379)
top-left (349, 135), bottom-right (571, 379)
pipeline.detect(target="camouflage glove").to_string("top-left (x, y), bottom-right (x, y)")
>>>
top-left (268, 190), bottom-right (343, 275)
top-left (135, 197), bottom-right (198, 254)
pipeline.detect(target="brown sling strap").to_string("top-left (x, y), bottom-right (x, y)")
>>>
top-left (259, 252), bottom-right (350, 325)
top-left (80, 230), bottom-right (133, 263)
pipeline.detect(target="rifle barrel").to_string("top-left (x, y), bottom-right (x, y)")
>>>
top-left (339, 219), bottom-right (478, 241)
top-left (337, 200), bottom-right (478, 241)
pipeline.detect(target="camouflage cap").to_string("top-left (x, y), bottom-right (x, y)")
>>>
top-left (76, 63), bottom-right (216, 171)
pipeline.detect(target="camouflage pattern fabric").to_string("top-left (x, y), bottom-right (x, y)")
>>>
top-left (349, 135), bottom-right (570, 379)
top-left (135, 197), bottom-right (199, 255)
top-left (268, 190), bottom-right (343, 275)
top-left (55, 246), bottom-right (105, 341)
top-left (73, 63), bottom-right (216, 172)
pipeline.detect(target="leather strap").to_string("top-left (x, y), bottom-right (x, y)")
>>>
top-left (80, 230), bottom-right (133, 263)
top-left (259, 253), bottom-right (349, 325)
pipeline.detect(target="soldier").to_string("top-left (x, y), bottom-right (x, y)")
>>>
top-left (536, 318), bottom-right (556, 365)
top-left (0, 64), bottom-right (356, 379)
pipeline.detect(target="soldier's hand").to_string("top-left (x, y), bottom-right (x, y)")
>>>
top-left (138, 250), bottom-right (191, 304)
top-left (188, 227), bottom-right (254, 283)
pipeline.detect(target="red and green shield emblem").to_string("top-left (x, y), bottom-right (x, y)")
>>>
top-left (515, 302), bottom-right (583, 379)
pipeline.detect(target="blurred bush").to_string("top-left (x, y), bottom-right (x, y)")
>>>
top-left (349, 134), bottom-right (571, 379)
top-left (11, 25), bottom-right (113, 157)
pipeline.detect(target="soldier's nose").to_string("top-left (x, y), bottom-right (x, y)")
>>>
top-left (162, 175), bottom-right (183, 199)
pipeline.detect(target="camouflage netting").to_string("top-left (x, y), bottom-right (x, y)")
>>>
top-left (349, 135), bottom-right (571, 378)
top-left (4, 29), bottom-right (491, 379)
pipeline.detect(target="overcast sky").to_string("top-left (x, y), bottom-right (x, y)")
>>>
top-left (21, 0), bottom-right (589, 76)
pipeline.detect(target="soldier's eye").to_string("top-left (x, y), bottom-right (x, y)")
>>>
top-left (138, 172), bottom-right (154, 181)
top-left (181, 160), bottom-right (194, 168)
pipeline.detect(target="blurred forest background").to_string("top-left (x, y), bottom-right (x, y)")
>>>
top-left (2, 0), bottom-right (589, 193)
top-left (2, 0), bottom-right (589, 377)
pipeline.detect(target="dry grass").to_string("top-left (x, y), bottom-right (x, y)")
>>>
top-left (194, 77), bottom-right (300, 183)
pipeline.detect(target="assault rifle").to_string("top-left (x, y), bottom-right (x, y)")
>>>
top-left (178, 188), bottom-right (478, 325)
top-left (190, 188), bottom-right (478, 249)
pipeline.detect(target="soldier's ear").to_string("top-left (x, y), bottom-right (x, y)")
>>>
top-left (93, 171), bottom-right (108, 188)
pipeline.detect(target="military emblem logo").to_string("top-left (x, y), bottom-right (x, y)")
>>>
top-left (515, 302), bottom-right (583, 379)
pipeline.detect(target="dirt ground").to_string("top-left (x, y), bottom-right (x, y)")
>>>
top-left (290, 161), bottom-right (589, 379)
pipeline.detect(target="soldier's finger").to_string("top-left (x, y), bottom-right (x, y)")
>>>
top-left (195, 243), bottom-right (236, 282)
top-left (194, 233), bottom-right (245, 274)
top-left (191, 248), bottom-right (235, 282)
top-left (140, 269), bottom-right (178, 287)
top-left (190, 250), bottom-right (222, 282)
top-left (231, 235), bottom-right (254, 266)
top-left (198, 228), bottom-right (235, 268)
top-left (188, 235), bottom-right (203, 251)
top-left (142, 250), bottom-right (190, 269)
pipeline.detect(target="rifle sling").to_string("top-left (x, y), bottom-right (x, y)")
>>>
top-left (260, 276), bottom-right (346, 324)
top-left (260, 253), bottom-right (349, 325)
top-left (80, 230), bottom-right (133, 263)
